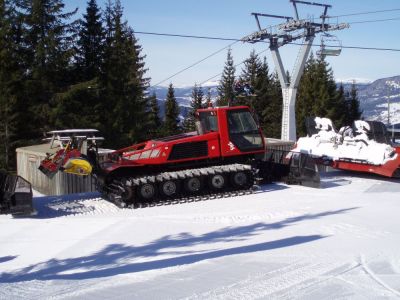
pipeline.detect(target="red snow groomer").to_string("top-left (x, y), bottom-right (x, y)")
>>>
top-left (39, 106), bottom-right (320, 208)
top-left (293, 117), bottom-right (400, 178)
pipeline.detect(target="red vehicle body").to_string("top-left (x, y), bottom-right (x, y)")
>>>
top-left (331, 146), bottom-right (400, 178)
top-left (99, 106), bottom-right (266, 177)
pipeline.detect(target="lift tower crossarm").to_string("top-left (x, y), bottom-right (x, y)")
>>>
top-left (242, 1), bottom-right (349, 141)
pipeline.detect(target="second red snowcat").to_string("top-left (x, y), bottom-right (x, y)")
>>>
top-left (293, 117), bottom-right (400, 178)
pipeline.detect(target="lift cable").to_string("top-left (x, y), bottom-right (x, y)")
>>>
top-left (200, 49), bottom-right (269, 86)
top-left (134, 31), bottom-right (240, 42)
top-left (348, 16), bottom-right (400, 25)
top-left (134, 31), bottom-right (400, 53)
top-left (134, 16), bottom-right (400, 86)
top-left (289, 42), bottom-right (400, 52)
top-left (328, 8), bottom-right (400, 18)
top-left (151, 40), bottom-right (240, 87)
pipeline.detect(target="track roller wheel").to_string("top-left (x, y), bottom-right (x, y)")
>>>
top-left (208, 174), bottom-right (226, 191)
top-left (138, 183), bottom-right (156, 201)
top-left (231, 171), bottom-right (251, 188)
top-left (121, 186), bottom-right (134, 204)
top-left (184, 177), bottom-right (202, 194)
top-left (159, 180), bottom-right (180, 198)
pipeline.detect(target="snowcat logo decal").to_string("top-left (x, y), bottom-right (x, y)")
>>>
top-left (228, 142), bottom-right (235, 151)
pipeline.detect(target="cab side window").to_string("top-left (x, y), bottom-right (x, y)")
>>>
top-left (199, 111), bottom-right (218, 133)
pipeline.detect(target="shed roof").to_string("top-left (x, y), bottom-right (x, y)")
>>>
top-left (16, 143), bottom-right (57, 156)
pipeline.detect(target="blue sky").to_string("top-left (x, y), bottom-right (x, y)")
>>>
top-left (66, 0), bottom-right (400, 86)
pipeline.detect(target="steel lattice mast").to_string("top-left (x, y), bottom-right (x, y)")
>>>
top-left (242, 0), bottom-right (349, 141)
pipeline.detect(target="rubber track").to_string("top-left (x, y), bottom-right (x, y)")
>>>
top-left (107, 163), bottom-right (254, 208)
top-left (129, 189), bottom-right (255, 209)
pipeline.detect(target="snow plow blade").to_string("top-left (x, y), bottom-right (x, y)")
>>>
top-left (259, 151), bottom-right (320, 188)
top-left (0, 170), bottom-right (35, 216)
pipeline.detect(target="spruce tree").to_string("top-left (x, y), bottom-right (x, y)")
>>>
top-left (296, 53), bottom-right (337, 136)
top-left (217, 48), bottom-right (235, 106)
top-left (237, 50), bottom-right (262, 107)
top-left (0, 0), bottom-right (20, 168)
top-left (0, 0), bottom-right (37, 169)
top-left (296, 53), bottom-right (354, 136)
top-left (296, 53), bottom-right (316, 136)
top-left (241, 50), bottom-right (261, 87)
top-left (314, 56), bottom-right (339, 126)
top-left (183, 83), bottom-right (203, 131)
top-left (261, 71), bottom-right (282, 138)
top-left (16, 0), bottom-right (78, 136)
top-left (52, 80), bottom-right (103, 130)
top-left (206, 87), bottom-right (212, 107)
top-left (347, 82), bottom-right (362, 124)
top-left (100, 0), bottom-right (150, 147)
top-left (77, 0), bottom-right (104, 81)
top-left (147, 92), bottom-right (162, 138)
top-left (331, 83), bottom-right (347, 129)
top-left (164, 83), bottom-right (180, 136)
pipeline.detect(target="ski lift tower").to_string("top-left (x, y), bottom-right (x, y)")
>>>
top-left (242, 0), bottom-right (349, 141)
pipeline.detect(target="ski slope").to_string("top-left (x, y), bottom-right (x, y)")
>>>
top-left (1, 171), bottom-right (400, 299)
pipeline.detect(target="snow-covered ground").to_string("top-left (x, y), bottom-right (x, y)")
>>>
top-left (1, 171), bottom-right (400, 299)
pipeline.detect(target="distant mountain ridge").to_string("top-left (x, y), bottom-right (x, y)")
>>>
top-left (350, 75), bottom-right (400, 125)
top-left (150, 75), bottom-right (400, 125)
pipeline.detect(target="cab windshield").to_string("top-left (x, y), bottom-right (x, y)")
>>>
top-left (227, 109), bottom-right (263, 151)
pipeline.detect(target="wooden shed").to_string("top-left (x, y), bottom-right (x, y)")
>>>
top-left (16, 144), bottom-right (110, 195)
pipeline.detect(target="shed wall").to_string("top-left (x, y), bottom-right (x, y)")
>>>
top-left (16, 144), bottom-right (104, 195)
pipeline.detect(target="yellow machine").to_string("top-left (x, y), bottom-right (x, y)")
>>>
top-left (39, 129), bottom-right (103, 178)
top-left (62, 158), bottom-right (93, 176)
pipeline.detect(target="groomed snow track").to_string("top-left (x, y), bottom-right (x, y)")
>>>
top-left (102, 163), bottom-right (255, 208)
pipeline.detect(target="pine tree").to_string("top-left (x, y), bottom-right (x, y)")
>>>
top-left (52, 0), bottom-right (104, 134)
top-left (164, 83), bottom-right (180, 136)
top-left (241, 50), bottom-right (261, 87)
top-left (261, 71), bottom-right (282, 138)
top-left (296, 53), bottom-right (353, 136)
top-left (331, 83), bottom-right (347, 129)
top-left (0, 0), bottom-right (19, 168)
top-left (346, 82), bottom-right (362, 125)
top-left (236, 50), bottom-right (262, 107)
top-left (217, 48), bottom-right (235, 106)
top-left (183, 83), bottom-right (204, 131)
top-left (100, 0), bottom-right (150, 147)
top-left (147, 92), bottom-right (162, 138)
top-left (206, 88), bottom-right (212, 107)
top-left (52, 80), bottom-right (103, 130)
top-left (0, 0), bottom-right (36, 169)
top-left (296, 53), bottom-right (317, 136)
top-left (77, 0), bottom-right (104, 81)
top-left (16, 0), bottom-right (78, 136)
top-left (296, 53), bottom-right (338, 136)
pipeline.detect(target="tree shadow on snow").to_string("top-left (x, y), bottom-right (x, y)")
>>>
top-left (0, 256), bottom-right (18, 264)
top-left (0, 207), bottom-right (358, 283)
top-left (32, 192), bottom-right (102, 219)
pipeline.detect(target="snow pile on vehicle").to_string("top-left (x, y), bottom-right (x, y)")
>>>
top-left (293, 117), bottom-right (397, 165)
